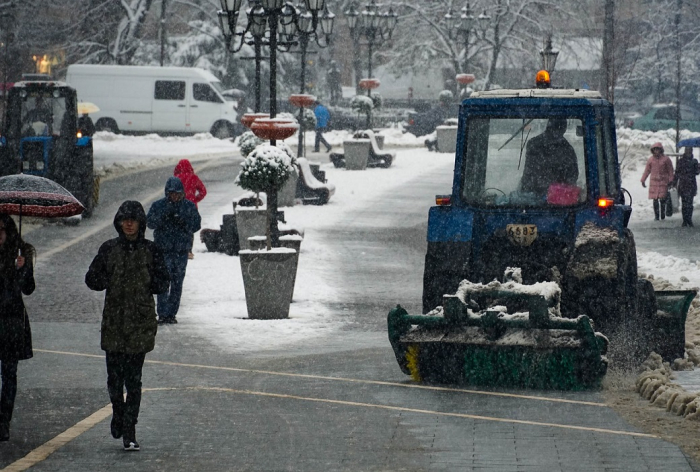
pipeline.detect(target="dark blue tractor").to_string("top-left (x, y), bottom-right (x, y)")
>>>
top-left (0, 81), bottom-right (97, 217)
top-left (388, 86), bottom-right (695, 387)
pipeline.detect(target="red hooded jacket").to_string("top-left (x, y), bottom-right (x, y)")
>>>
top-left (174, 159), bottom-right (207, 207)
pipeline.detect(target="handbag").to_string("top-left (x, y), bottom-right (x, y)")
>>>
top-left (666, 187), bottom-right (677, 216)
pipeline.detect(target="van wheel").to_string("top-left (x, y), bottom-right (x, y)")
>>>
top-left (211, 122), bottom-right (234, 139)
top-left (95, 118), bottom-right (119, 134)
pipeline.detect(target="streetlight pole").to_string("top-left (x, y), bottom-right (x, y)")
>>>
top-left (292, 4), bottom-right (334, 157)
top-left (344, 1), bottom-right (397, 96)
top-left (218, 0), bottom-right (331, 243)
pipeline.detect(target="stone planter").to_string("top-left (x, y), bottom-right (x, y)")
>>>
top-left (343, 139), bottom-right (371, 170)
top-left (374, 134), bottom-right (385, 150)
top-left (239, 248), bottom-right (298, 319)
top-left (248, 235), bottom-right (303, 303)
top-left (235, 208), bottom-right (268, 251)
top-left (436, 126), bottom-right (458, 153)
top-left (278, 172), bottom-right (298, 207)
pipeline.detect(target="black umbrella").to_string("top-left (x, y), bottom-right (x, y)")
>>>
top-left (0, 174), bottom-right (84, 235)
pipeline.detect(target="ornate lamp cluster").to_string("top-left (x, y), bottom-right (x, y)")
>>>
top-left (443, 1), bottom-right (489, 74)
top-left (217, 0), bottom-right (336, 119)
top-left (344, 0), bottom-right (398, 83)
top-left (218, 0), bottom-right (335, 53)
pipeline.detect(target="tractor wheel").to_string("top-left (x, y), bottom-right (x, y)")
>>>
top-left (81, 175), bottom-right (96, 218)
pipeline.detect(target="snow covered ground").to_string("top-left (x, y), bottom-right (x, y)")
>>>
top-left (92, 127), bottom-right (700, 387)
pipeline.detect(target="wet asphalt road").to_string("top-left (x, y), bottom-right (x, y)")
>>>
top-left (0, 152), bottom-right (698, 471)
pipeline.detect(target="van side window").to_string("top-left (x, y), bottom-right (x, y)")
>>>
top-left (193, 83), bottom-right (223, 103)
top-left (155, 81), bottom-right (186, 100)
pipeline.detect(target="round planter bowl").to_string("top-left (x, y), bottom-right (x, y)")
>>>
top-left (359, 78), bottom-right (381, 90)
top-left (250, 118), bottom-right (299, 141)
top-left (241, 112), bottom-right (270, 129)
top-left (289, 94), bottom-right (317, 108)
top-left (456, 73), bottom-right (476, 85)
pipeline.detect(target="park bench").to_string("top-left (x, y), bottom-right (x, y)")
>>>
top-left (330, 129), bottom-right (395, 168)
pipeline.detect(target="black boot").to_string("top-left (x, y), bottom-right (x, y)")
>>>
top-left (122, 423), bottom-right (139, 451)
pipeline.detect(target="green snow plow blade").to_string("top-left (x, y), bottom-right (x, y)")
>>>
top-left (650, 290), bottom-right (697, 361)
top-left (388, 291), bottom-right (609, 390)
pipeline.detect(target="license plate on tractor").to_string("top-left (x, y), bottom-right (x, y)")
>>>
top-left (506, 224), bottom-right (537, 247)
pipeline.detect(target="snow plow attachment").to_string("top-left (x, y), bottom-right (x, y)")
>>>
top-left (388, 282), bottom-right (609, 390)
top-left (649, 290), bottom-right (697, 361)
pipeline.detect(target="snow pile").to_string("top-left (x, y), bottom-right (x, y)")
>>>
top-left (93, 131), bottom-right (238, 177)
top-left (636, 353), bottom-right (700, 421)
top-left (456, 278), bottom-right (561, 302)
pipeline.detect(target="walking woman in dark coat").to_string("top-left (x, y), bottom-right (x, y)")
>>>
top-left (86, 201), bottom-right (170, 451)
top-left (672, 147), bottom-right (700, 227)
top-left (0, 214), bottom-right (36, 441)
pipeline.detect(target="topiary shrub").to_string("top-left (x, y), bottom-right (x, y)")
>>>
top-left (370, 92), bottom-right (382, 111)
top-left (238, 131), bottom-right (264, 157)
top-left (236, 144), bottom-right (297, 249)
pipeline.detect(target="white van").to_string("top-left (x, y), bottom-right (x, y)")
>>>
top-left (65, 65), bottom-right (239, 138)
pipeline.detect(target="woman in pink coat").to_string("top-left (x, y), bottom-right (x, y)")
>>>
top-left (641, 142), bottom-right (675, 220)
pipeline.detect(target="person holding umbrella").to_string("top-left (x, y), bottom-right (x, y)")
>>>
top-left (672, 147), bottom-right (700, 227)
top-left (0, 214), bottom-right (35, 441)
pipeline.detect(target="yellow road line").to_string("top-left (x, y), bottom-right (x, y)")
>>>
top-left (35, 348), bottom-right (607, 407)
top-left (0, 404), bottom-right (112, 472)
top-left (146, 386), bottom-right (658, 439)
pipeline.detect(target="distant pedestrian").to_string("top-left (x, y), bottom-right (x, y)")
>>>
top-left (641, 142), bottom-right (675, 221)
top-left (85, 201), bottom-right (170, 451)
top-left (672, 147), bottom-right (700, 227)
top-left (313, 100), bottom-right (332, 153)
top-left (78, 113), bottom-right (96, 137)
top-left (174, 159), bottom-right (207, 259)
top-left (147, 177), bottom-right (201, 325)
top-left (327, 61), bottom-right (342, 105)
top-left (0, 214), bottom-right (35, 442)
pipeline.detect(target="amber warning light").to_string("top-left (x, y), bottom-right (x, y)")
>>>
top-left (535, 70), bottom-right (551, 88)
top-left (436, 195), bottom-right (451, 206)
top-left (597, 198), bottom-right (614, 208)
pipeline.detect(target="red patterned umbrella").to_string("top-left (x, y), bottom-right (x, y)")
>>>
top-left (0, 174), bottom-right (84, 234)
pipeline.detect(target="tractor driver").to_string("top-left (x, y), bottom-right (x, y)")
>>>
top-left (23, 96), bottom-right (53, 135)
top-left (519, 117), bottom-right (579, 197)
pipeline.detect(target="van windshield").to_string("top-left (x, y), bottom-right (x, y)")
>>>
top-left (210, 81), bottom-right (224, 95)
top-left (461, 116), bottom-right (587, 208)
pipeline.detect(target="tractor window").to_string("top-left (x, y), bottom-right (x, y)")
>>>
top-left (155, 81), bottom-right (186, 100)
top-left (21, 95), bottom-right (67, 137)
top-left (461, 117), bottom-right (587, 207)
top-left (193, 83), bottom-right (223, 103)
top-left (595, 115), bottom-right (619, 198)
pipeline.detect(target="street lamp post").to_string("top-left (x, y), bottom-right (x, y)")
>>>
top-left (344, 1), bottom-right (397, 97)
top-left (445, 2), bottom-right (488, 96)
top-left (218, 0), bottom-right (330, 244)
top-left (291, 3), bottom-right (335, 157)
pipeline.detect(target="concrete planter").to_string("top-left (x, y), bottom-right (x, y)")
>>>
top-left (375, 134), bottom-right (385, 150)
top-left (343, 139), bottom-right (371, 170)
top-left (278, 172), bottom-right (298, 207)
top-left (436, 126), bottom-right (458, 153)
top-left (235, 208), bottom-right (268, 251)
top-left (239, 248), bottom-right (298, 319)
top-left (248, 235), bottom-right (303, 303)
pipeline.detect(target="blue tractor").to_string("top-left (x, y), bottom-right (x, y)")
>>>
top-left (388, 80), bottom-right (696, 388)
top-left (0, 81), bottom-right (97, 217)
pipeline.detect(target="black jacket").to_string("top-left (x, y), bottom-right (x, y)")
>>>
top-left (521, 131), bottom-right (579, 196)
top-left (86, 201), bottom-right (170, 354)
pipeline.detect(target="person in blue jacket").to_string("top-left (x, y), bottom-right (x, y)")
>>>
top-left (147, 177), bottom-right (201, 324)
top-left (313, 100), bottom-right (332, 153)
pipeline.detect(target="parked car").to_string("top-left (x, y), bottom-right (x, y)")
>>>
top-left (629, 104), bottom-right (700, 132)
top-left (403, 104), bottom-right (457, 137)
